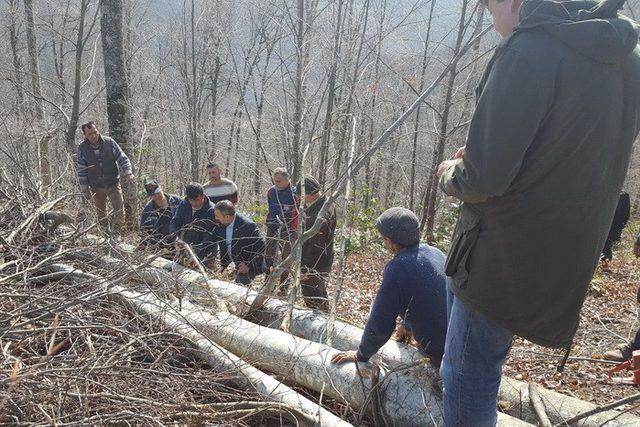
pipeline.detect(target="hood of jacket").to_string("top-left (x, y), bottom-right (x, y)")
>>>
top-left (516, 0), bottom-right (638, 64)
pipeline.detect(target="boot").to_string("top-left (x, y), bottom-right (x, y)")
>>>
top-left (604, 342), bottom-right (633, 362)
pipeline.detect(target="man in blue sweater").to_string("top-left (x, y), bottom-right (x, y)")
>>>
top-left (265, 167), bottom-right (298, 270)
top-left (139, 178), bottom-right (181, 249)
top-left (332, 207), bottom-right (448, 368)
top-left (170, 183), bottom-right (218, 268)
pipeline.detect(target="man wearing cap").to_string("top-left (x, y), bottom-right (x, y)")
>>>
top-left (213, 200), bottom-right (266, 285)
top-left (170, 183), bottom-right (218, 268)
top-left (76, 121), bottom-right (135, 230)
top-left (332, 207), bottom-right (447, 368)
top-left (139, 179), bottom-right (181, 249)
top-left (295, 177), bottom-right (336, 310)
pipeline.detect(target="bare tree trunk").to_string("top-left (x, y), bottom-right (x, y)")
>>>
top-left (317, 0), bottom-right (345, 185)
top-left (363, 0), bottom-right (386, 209)
top-left (333, 0), bottom-right (371, 178)
top-left (64, 0), bottom-right (99, 153)
top-left (24, 0), bottom-right (51, 192)
top-left (420, 0), bottom-right (472, 237)
top-left (290, 0), bottom-right (305, 182)
top-left (9, 0), bottom-right (26, 118)
top-left (409, 0), bottom-right (436, 211)
top-left (100, 0), bottom-right (138, 229)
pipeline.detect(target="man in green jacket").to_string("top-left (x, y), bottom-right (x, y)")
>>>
top-left (297, 177), bottom-right (336, 310)
top-left (437, 0), bottom-right (640, 425)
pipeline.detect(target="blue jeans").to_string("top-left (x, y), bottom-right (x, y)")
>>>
top-left (440, 279), bottom-right (513, 427)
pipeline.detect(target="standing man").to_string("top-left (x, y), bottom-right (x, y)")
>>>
top-left (139, 179), bottom-right (181, 249)
top-left (203, 162), bottom-right (239, 204)
top-left (331, 207), bottom-right (447, 368)
top-left (76, 121), bottom-right (134, 230)
top-left (603, 231), bottom-right (640, 361)
top-left (265, 167), bottom-right (298, 270)
top-left (436, 0), bottom-right (640, 425)
top-left (296, 177), bottom-right (336, 310)
top-left (213, 200), bottom-right (266, 285)
top-left (601, 192), bottom-right (631, 266)
top-left (170, 183), bottom-right (218, 268)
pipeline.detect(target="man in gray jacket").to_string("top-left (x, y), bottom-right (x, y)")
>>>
top-left (436, 0), bottom-right (640, 425)
top-left (76, 121), bottom-right (134, 230)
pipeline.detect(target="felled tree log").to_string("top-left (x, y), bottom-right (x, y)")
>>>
top-left (44, 263), bottom-right (351, 427)
top-left (124, 254), bottom-right (640, 427)
top-left (75, 251), bottom-right (531, 426)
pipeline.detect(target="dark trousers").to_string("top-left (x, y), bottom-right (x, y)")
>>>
top-left (602, 238), bottom-right (615, 260)
top-left (633, 328), bottom-right (640, 351)
top-left (265, 226), bottom-right (292, 270)
top-left (300, 269), bottom-right (329, 311)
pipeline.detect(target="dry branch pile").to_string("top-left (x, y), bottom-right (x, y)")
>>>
top-left (0, 184), bottom-right (341, 426)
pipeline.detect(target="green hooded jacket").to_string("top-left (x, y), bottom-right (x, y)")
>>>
top-left (440, 0), bottom-right (640, 347)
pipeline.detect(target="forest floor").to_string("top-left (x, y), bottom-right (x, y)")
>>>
top-left (329, 223), bottom-right (640, 414)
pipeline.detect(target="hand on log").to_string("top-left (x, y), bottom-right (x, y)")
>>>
top-left (332, 350), bottom-right (359, 364)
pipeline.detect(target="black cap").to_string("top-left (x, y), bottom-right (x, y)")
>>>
top-left (296, 176), bottom-right (322, 195)
top-left (144, 178), bottom-right (161, 196)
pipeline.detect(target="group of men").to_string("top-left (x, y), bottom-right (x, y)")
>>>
top-left (77, 125), bottom-right (337, 308)
top-left (76, 0), bottom-right (640, 424)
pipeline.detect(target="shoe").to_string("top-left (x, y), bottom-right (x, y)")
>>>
top-left (604, 343), bottom-right (633, 362)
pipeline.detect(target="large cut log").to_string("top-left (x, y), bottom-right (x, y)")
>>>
top-left (51, 259), bottom-right (530, 426)
top-left (120, 253), bottom-right (640, 427)
top-left (45, 263), bottom-right (351, 427)
top-left (82, 237), bottom-right (637, 425)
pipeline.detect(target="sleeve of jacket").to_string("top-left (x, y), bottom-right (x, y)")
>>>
top-left (266, 188), bottom-right (279, 227)
top-left (357, 265), bottom-right (406, 362)
top-left (170, 202), bottom-right (186, 235)
top-left (76, 147), bottom-right (89, 187)
top-left (241, 221), bottom-right (265, 272)
top-left (140, 202), bottom-right (157, 231)
top-left (200, 223), bottom-right (219, 260)
top-left (110, 139), bottom-right (133, 176)
top-left (439, 47), bottom-right (554, 203)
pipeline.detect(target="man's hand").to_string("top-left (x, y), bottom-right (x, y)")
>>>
top-left (395, 323), bottom-right (414, 344)
top-left (454, 146), bottom-right (466, 159)
top-left (437, 159), bottom-right (458, 178)
top-left (123, 173), bottom-right (136, 183)
top-left (237, 262), bottom-right (249, 274)
top-left (634, 243), bottom-right (640, 258)
top-left (205, 258), bottom-right (217, 270)
top-left (331, 351), bottom-right (359, 364)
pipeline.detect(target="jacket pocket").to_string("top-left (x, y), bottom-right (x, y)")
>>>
top-left (445, 206), bottom-right (481, 288)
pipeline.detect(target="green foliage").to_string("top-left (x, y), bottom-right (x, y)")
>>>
top-left (338, 187), bottom-right (384, 255)
top-left (429, 203), bottom-right (460, 253)
top-left (241, 201), bottom-right (269, 225)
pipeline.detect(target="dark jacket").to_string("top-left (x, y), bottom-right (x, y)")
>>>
top-left (214, 213), bottom-right (266, 274)
top-left (357, 244), bottom-right (447, 364)
top-left (140, 193), bottom-right (182, 241)
top-left (439, 0), bottom-right (640, 347)
top-left (76, 136), bottom-right (132, 188)
top-left (266, 185), bottom-right (298, 231)
top-left (170, 198), bottom-right (218, 260)
top-left (301, 196), bottom-right (336, 272)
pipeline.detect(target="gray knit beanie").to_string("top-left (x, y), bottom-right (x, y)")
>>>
top-left (375, 207), bottom-right (421, 247)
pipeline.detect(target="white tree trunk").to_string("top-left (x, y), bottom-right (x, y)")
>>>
top-left (45, 263), bottom-right (351, 427)
top-left (82, 238), bottom-right (638, 426)
top-left (127, 253), bottom-right (640, 427)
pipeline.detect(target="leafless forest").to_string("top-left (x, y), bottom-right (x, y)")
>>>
top-left (2, 0), bottom-right (640, 425)
top-left (1, 0), bottom-right (637, 233)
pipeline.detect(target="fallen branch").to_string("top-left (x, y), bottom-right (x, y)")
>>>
top-left (528, 382), bottom-right (552, 427)
top-left (557, 392), bottom-right (640, 426)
